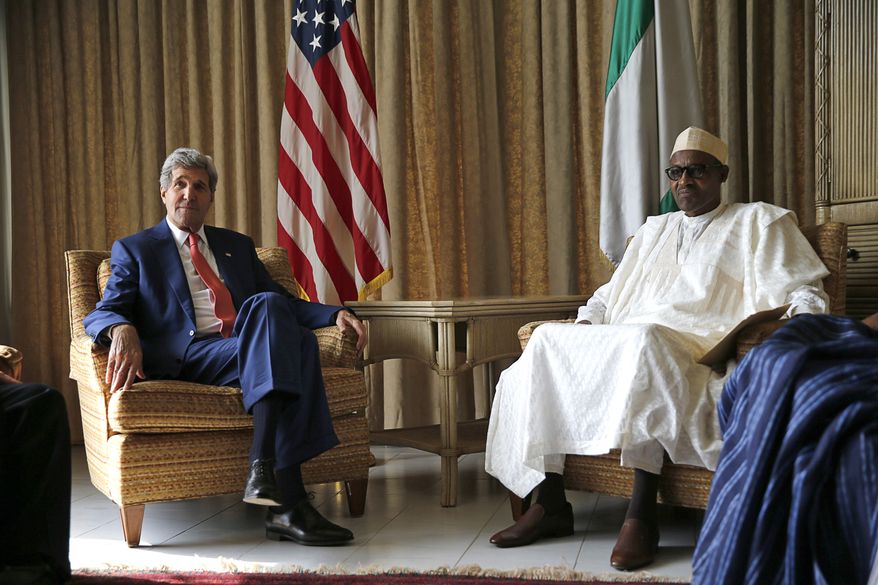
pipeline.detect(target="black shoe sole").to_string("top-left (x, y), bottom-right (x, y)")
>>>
top-left (266, 528), bottom-right (353, 546)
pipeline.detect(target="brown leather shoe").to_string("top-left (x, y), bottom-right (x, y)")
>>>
top-left (610, 518), bottom-right (660, 571)
top-left (489, 502), bottom-right (574, 548)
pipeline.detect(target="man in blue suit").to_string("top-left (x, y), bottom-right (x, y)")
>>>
top-left (83, 147), bottom-right (366, 546)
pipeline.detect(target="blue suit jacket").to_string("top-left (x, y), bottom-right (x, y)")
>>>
top-left (83, 220), bottom-right (340, 379)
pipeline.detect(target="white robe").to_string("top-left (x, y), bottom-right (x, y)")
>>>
top-left (485, 202), bottom-right (831, 498)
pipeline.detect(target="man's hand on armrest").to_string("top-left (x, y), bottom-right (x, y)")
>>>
top-left (335, 309), bottom-right (368, 354)
top-left (0, 370), bottom-right (21, 384)
top-left (106, 324), bottom-right (145, 393)
top-left (863, 312), bottom-right (878, 331)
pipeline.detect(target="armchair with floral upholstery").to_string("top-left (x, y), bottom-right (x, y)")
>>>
top-left (65, 247), bottom-right (370, 546)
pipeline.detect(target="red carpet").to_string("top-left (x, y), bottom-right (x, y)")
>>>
top-left (72, 572), bottom-right (686, 585)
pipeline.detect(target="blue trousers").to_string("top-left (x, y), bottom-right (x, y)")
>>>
top-left (177, 292), bottom-right (338, 468)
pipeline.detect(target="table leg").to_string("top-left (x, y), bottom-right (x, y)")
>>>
top-left (474, 362), bottom-right (493, 415)
top-left (437, 321), bottom-right (459, 507)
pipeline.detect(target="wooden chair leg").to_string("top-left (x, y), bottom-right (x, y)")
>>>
top-left (119, 504), bottom-right (145, 547)
top-left (344, 478), bottom-right (367, 517)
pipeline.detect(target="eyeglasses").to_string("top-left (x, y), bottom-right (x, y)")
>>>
top-left (664, 164), bottom-right (724, 181)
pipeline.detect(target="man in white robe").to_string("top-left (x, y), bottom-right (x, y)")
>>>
top-left (485, 127), bottom-right (830, 571)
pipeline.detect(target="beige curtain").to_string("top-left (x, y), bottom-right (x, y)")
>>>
top-left (6, 0), bottom-right (817, 440)
top-left (358, 1), bottom-right (615, 429)
top-left (691, 0), bottom-right (816, 220)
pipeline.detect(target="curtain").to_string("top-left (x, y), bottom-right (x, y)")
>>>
top-left (0, 0), bottom-right (11, 344)
top-left (358, 1), bottom-right (615, 429)
top-left (691, 0), bottom-right (816, 220)
top-left (5, 0), bottom-right (816, 440)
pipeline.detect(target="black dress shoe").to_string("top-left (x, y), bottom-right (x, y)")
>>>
top-left (266, 499), bottom-right (354, 546)
top-left (243, 459), bottom-right (281, 506)
top-left (489, 502), bottom-right (574, 548)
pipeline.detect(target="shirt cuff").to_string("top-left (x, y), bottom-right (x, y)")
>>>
top-left (784, 283), bottom-right (830, 318)
top-left (576, 305), bottom-right (604, 325)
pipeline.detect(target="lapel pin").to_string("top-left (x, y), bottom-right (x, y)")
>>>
top-left (225, 252), bottom-right (232, 257)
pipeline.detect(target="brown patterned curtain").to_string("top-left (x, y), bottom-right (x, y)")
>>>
top-left (691, 0), bottom-right (816, 221)
top-left (5, 0), bottom-right (816, 439)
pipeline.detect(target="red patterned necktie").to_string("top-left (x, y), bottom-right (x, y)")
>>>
top-left (187, 233), bottom-right (236, 337)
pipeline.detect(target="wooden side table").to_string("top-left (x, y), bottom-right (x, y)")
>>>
top-left (346, 296), bottom-right (587, 506)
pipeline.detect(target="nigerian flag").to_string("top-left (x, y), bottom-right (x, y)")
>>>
top-left (599, 0), bottom-right (704, 265)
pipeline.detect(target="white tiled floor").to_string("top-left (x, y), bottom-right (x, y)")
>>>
top-left (70, 445), bottom-right (699, 580)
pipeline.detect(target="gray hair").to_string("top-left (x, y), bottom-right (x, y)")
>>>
top-left (159, 147), bottom-right (219, 192)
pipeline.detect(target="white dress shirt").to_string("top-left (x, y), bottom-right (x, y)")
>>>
top-left (165, 218), bottom-right (226, 337)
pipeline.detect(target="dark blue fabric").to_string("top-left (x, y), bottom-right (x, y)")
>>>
top-left (693, 314), bottom-right (878, 585)
top-left (0, 383), bottom-right (71, 581)
top-left (290, 0), bottom-right (355, 67)
top-left (177, 292), bottom-right (339, 467)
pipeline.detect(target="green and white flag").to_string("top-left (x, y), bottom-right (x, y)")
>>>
top-left (599, 0), bottom-right (704, 264)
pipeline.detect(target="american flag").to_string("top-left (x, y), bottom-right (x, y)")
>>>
top-left (277, 0), bottom-right (392, 305)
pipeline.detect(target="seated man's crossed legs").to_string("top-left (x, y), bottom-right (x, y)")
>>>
top-left (180, 292), bottom-right (352, 546)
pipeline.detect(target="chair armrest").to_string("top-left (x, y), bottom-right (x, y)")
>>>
top-left (69, 333), bottom-right (111, 396)
top-left (0, 345), bottom-right (22, 379)
top-left (519, 317), bottom-right (788, 361)
top-left (518, 319), bottom-right (576, 351)
top-left (72, 328), bottom-right (360, 394)
top-left (735, 320), bottom-right (788, 361)
top-left (314, 326), bottom-right (360, 369)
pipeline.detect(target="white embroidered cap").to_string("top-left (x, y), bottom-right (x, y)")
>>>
top-left (671, 127), bottom-right (728, 165)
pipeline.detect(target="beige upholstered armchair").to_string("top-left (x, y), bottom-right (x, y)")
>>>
top-left (511, 222), bottom-right (848, 518)
top-left (65, 247), bottom-right (370, 547)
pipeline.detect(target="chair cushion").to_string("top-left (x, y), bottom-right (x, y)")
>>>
top-left (108, 367), bottom-right (367, 434)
